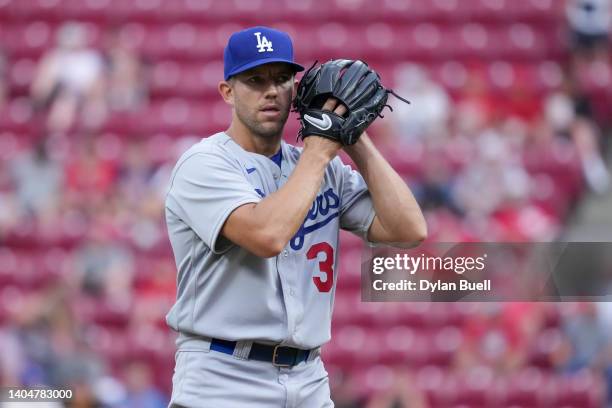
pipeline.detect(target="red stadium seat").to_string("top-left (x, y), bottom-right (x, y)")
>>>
top-left (486, 60), bottom-right (516, 93)
top-left (525, 60), bottom-right (564, 93)
top-left (454, 366), bottom-right (496, 407)
top-left (126, 100), bottom-right (212, 136)
top-left (502, 0), bottom-right (561, 22)
top-left (142, 24), bottom-right (197, 60)
top-left (281, 0), bottom-right (329, 22)
top-left (392, 302), bottom-right (432, 328)
top-left (352, 364), bottom-right (396, 399)
top-left (0, 0), bottom-right (20, 22)
top-left (2, 22), bottom-right (55, 59)
top-left (406, 23), bottom-right (447, 61)
top-left (427, 326), bottom-right (462, 366)
top-left (0, 132), bottom-right (23, 166)
top-left (551, 371), bottom-right (605, 408)
top-left (58, 0), bottom-right (108, 22)
top-left (417, 365), bottom-right (458, 407)
top-left (0, 286), bottom-right (24, 324)
top-left (527, 328), bottom-right (564, 369)
top-left (92, 299), bottom-right (132, 328)
top-left (10, 0), bottom-right (62, 21)
top-left (454, 23), bottom-right (495, 59)
top-left (503, 23), bottom-right (548, 59)
top-left (163, 0), bottom-right (216, 22)
top-left (502, 367), bottom-right (550, 407)
top-left (116, 22), bottom-right (149, 55)
top-left (325, 325), bottom-right (367, 369)
top-left (8, 58), bottom-right (37, 97)
top-left (150, 60), bottom-right (183, 99)
top-left (314, 23), bottom-right (359, 61)
top-left (175, 64), bottom-right (219, 99)
top-left (375, 0), bottom-right (433, 22)
top-left (86, 325), bottom-right (131, 370)
top-left (380, 325), bottom-right (419, 365)
top-left (330, 291), bottom-right (353, 326)
top-left (0, 248), bottom-right (19, 288)
top-left (337, 245), bottom-right (362, 289)
top-left (0, 0), bottom-right (597, 403)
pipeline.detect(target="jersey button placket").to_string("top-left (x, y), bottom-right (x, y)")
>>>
top-left (277, 247), bottom-right (297, 337)
top-left (273, 168), bottom-right (284, 188)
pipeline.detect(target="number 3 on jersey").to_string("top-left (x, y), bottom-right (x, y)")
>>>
top-left (307, 242), bottom-right (334, 292)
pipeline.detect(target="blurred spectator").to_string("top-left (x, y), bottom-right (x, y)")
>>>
top-left (452, 128), bottom-right (529, 218)
top-left (566, 0), bottom-right (612, 59)
top-left (0, 2), bottom-right (610, 406)
top-left (571, 117), bottom-right (610, 194)
top-left (544, 81), bottom-right (610, 194)
top-left (149, 135), bottom-right (200, 200)
top-left (1, 286), bottom-right (106, 396)
top-left (390, 64), bottom-right (451, 143)
top-left (0, 327), bottom-right (25, 386)
top-left (68, 382), bottom-right (101, 408)
top-left (118, 360), bottom-right (167, 408)
top-left (595, 303), bottom-right (612, 405)
top-left (329, 368), bottom-right (363, 408)
top-left (456, 303), bottom-right (544, 373)
top-left (132, 258), bottom-right (175, 328)
top-left (45, 292), bottom-right (105, 390)
top-left (562, 303), bottom-right (610, 372)
top-left (0, 50), bottom-right (7, 110)
top-left (31, 22), bottom-right (105, 133)
top-left (73, 220), bottom-right (134, 304)
top-left (365, 369), bottom-right (428, 408)
top-left (103, 28), bottom-right (148, 112)
top-left (413, 148), bottom-right (458, 214)
top-left (8, 137), bottom-right (63, 220)
top-left (64, 137), bottom-right (118, 199)
top-left (117, 138), bottom-right (157, 208)
top-left (454, 69), bottom-right (495, 136)
top-left (114, 138), bottom-right (166, 250)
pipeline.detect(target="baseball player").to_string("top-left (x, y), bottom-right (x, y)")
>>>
top-left (164, 26), bottom-right (427, 408)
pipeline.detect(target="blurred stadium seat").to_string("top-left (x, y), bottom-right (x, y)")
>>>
top-left (1, 0), bottom-right (611, 406)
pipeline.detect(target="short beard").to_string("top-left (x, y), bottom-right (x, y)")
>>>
top-left (235, 104), bottom-right (289, 139)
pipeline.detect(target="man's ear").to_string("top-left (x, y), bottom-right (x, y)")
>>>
top-left (218, 80), bottom-right (233, 105)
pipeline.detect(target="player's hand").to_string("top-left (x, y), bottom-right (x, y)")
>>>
top-left (293, 59), bottom-right (408, 146)
top-left (321, 97), bottom-right (347, 117)
top-left (302, 97), bottom-right (346, 160)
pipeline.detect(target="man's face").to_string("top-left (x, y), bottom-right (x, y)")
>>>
top-left (228, 63), bottom-right (295, 139)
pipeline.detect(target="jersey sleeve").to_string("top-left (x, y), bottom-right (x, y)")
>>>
top-left (335, 159), bottom-right (375, 239)
top-left (165, 149), bottom-right (262, 254)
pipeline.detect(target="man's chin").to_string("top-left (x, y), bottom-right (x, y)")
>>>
top-left (255, 121), bottom-right (286, 138)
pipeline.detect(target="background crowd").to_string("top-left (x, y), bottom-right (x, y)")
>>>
top-left (0, 0), bottom-right (611, 407)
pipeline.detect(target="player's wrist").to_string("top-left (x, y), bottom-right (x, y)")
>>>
top-left (343, 131), bottom-right (371, 156)
top-left (302, 139), bottom-right (340, 163)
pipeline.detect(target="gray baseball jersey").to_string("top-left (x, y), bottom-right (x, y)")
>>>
top-left (164, 132), bottom-right (374, 350)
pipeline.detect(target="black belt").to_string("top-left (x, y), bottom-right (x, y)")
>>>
top-left (210, 338), bottom-right (311, 367)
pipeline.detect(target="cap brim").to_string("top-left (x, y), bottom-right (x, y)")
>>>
top-left (225, 58), bottom-right (304, 80)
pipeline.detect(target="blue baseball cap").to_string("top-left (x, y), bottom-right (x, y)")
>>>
top-left (223, 26), bottom-right (304, 81)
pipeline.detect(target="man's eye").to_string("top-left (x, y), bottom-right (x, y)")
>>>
top-left (248, 77), bottom-right (262, 84)
top-left (276, 75), bottom-right (291, 84)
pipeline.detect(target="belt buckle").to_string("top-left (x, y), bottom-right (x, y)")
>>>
top-left (272, 345), bottom-right (291, 368)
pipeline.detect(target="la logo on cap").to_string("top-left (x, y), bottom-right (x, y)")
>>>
top-left (254, 32), bottom-right (273, 53)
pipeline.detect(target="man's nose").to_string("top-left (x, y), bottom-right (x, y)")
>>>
top-left (263, 80), bottom-right (279, 97)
